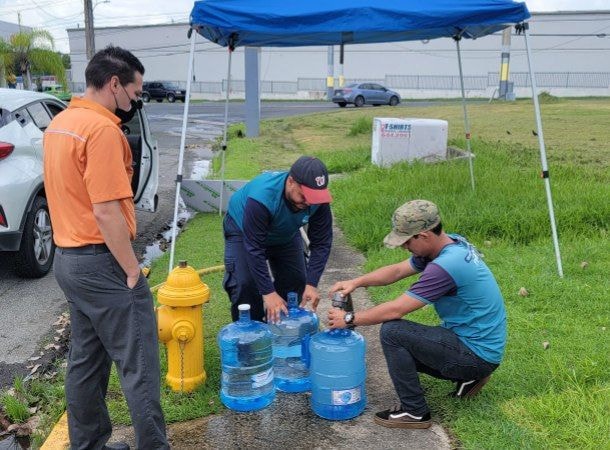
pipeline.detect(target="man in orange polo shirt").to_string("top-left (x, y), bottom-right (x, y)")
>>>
top-left (43, 46), bottom-right (169, 450)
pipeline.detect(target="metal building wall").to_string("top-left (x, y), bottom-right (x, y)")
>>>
top-left (67, 11), bottom-right (610, 91)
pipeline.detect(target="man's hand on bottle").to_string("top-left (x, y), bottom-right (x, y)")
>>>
top-left (329, 279), bottom-right (358, 298)
top-left (263, 292), bottom-right (288, 324)
top-left (300, 284), bottom-right (320, 311)
top-left (327, 307), bottom-right (347, 329)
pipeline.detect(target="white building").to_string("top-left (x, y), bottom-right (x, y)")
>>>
top-left (0, 20), bottom-right (31, 40)
top-left (67, 11), bottom-right (610, 98)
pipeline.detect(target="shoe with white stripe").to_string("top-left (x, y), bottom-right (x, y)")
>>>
top-left (453, 375), bottom-right (491, 398)
top-left (374, 405), bottom-right (431, 429)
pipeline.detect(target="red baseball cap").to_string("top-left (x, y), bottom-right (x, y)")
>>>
top-left (289, 156), bottom-right (333, 204)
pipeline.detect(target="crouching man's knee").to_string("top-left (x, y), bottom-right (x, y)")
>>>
top-left (379, 320), bottom-right (404, 345)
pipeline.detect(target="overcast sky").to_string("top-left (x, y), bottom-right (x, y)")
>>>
top-left (1, 0), bottom-right (608, 53)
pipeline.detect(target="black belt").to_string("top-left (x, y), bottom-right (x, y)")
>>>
top-left (58, 244), bottom-right (110, 255)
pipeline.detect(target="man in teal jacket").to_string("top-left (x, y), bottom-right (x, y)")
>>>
top-left (224, 156), bottom-right (333, 323)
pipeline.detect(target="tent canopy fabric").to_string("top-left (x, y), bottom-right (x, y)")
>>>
top-left (190, 0), bottom-right (530, 48)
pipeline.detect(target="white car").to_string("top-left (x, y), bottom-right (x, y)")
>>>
top-left (0, 88), bottom-right (158, 278)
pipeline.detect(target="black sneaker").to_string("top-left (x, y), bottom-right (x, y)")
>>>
top-left (374, 405), bottom-right (432, 429)
top-left (453, 375), bottom-right (491, 398)
top-left (103, 443), bottom-right (130, 450)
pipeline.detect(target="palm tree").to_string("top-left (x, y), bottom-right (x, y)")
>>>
top-left (0, 38), bottom-right (13, 88)
top-left (6, 29), bottom-right (66, 89)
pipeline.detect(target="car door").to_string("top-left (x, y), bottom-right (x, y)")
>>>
top-left (370, 84), bottom-right (386, 104)
top-left (122, 108), bottom-right (158, 212)
top-left (150, 82), bottom-right (162, 99)
top-left (358, 84), bottom-right (372, 104)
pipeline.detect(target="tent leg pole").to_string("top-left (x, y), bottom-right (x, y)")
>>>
top-left (455, 38), bottom-right (475, 191)
top-left (219, 48), bottom-right (233, 216)
top-left (523, 27), bottom-right (564, 278)
top-left (168, 29), bottom-right (197, 274)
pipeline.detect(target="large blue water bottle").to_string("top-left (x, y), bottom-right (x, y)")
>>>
top-left (217, 304), bottom-right (275, 412)
top-left (269, 292), bottom-right (319, 393)
top-left (309, 294), bottom-right (366, 420)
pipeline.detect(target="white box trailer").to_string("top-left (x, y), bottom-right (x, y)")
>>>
top-left (371, 118), bottom-right (448, 167)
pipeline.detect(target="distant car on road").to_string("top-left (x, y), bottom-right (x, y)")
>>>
top-left (42, 84), bottom-right (72, 102)
top-left (142, 81), bottom-right (186, 103)
top-left (332, 82), bottom-right (401, 108)
top-left (0, 88), bottom-right (159, 278)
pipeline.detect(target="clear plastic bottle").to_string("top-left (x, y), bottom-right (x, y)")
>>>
top-left (269, 292), bottom-right (319, 393)
top-left (309, 327), bottom-right (366, 420)
top-left (217, 304), bottom-right (275, 411)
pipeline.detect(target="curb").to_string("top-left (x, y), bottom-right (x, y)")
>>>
top-left (40, 412), bottom-right (68, 450)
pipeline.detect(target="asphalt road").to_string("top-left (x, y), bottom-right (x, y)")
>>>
top-left (0, 101), bottom-right (343, 387)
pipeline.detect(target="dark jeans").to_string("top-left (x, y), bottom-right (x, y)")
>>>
top-left (223, 215), bottom-right (306, 322)
top-left (380, 320), bottom-right (498, 416)
top-left (54, 248), bottom-right (169, 450)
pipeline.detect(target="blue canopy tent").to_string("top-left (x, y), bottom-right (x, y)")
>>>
top-left (168, 0), bottom-right (564, 278)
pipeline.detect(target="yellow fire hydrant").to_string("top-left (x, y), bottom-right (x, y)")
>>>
top-left (156, 260), bottom-right (210, 392)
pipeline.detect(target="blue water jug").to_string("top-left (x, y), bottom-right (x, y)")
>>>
top-left (269, 292), bottom-right (319, 393)
top-left (309, 296), bottom-right (366, 420)
top-left (217, 304), bottom-right (275, 412)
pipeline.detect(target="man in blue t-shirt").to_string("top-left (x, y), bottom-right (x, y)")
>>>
top-left (224, 156), bottom-right (333, 323)
top-left (328, 199), bottom-right (506, 430)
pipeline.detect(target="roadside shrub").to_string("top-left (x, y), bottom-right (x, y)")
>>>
top-left (1, 393), bottom-right (30, 423)
top-left (538, 91), bottom-right (562, 103)
top-left (314, 145), bottom-right (370, 173)
top-left (347, 116), bottom-right (372, 136)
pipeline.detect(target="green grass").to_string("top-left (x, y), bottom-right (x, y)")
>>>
top-left (1, 391), bottom-right (30, 423)
top-left (347, 116), bottom-right (372, 136)
top-left (0, 374), bottom-right (66, 448)
top-left (202, 98), bottom-right (609, 449)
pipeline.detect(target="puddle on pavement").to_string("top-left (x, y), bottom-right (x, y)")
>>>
top-left (189, 159), bottom-right (211, 181)
top-left (140, 159), bottom-right (211, 268)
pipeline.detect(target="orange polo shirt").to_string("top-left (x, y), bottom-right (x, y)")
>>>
top-left (43, 97), bottom-right (135, 247)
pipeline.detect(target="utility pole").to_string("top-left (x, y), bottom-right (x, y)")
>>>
top-left (498, 27), bottom-right (514, 100)
top-left (84, 0), bottom-right (95, 60)
top-left (326, 46), bottom-right (334, 101)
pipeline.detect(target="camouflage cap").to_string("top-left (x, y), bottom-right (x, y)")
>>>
top-left (383, 200), bottom-right (441, 249)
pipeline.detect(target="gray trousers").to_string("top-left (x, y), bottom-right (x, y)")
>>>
top-left (54, 248), bottom-right (169, 450)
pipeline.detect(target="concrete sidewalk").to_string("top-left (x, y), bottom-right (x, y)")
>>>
top-left (106, 224), bottom-right (452, 449)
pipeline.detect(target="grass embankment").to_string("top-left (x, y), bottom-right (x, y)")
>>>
top-left (203, 98), bottom-right (610, 448)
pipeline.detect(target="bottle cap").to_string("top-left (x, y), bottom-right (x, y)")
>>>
top-left (238, 304), bottom-right (251, 311)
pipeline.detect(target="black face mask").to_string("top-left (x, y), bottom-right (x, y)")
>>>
top-left (115, 98), bottom-right (142, 124)
top-left (114, 83), bottom-right (143, 123)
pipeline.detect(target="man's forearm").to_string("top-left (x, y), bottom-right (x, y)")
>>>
top-left (92, 201), bottom-right (139, 277)
top-left (354, 262), bottom-right (414, 289)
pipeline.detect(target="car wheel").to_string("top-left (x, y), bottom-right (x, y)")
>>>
top-left (354, 96), bottom-right (365, 107)
top-left (338, 102), bottom-right (347, 108)
top-left (14, 196), bottom-right (55, 278)
top-left (142, 93), bottom-right (150, 103)
top-left (167, 93), bottom-right (176, 103)
top-left (389, 96), bottom-right (399, 106)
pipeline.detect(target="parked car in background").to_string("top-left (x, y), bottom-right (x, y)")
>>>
top-left (42, 84), bottom-right (72, 102)
top-left (0, 88), bottom-right (159, 278)
top-left (142, 81), bottom-right (186, 103)
top-left (332, 82), bottom-right (401, 107)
